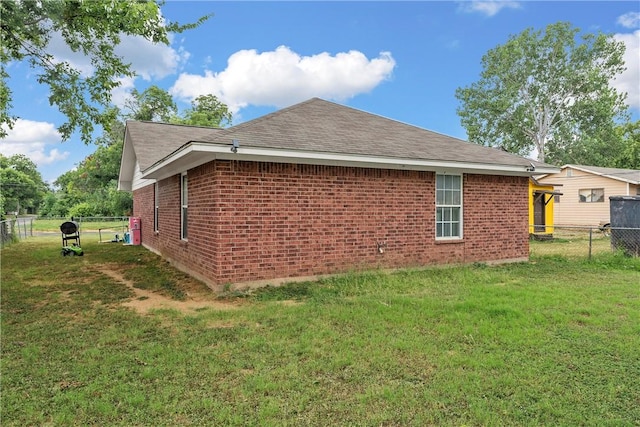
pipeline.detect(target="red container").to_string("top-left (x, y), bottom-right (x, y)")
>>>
top-left (129, 217), bottom-right (141, 245)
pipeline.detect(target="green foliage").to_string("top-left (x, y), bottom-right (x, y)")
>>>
top-left (175, 94), bottom-right (233, 127)
top-left (0, 0), bottom-right (211, 143)
top-left (614, 120), bottom-right (640, 169)
top-left (123, 86), bottom-right (233, 127)
top-left (43, 86), bottom-right (230, 217)
top-left (548, 120), bottom-right (640, 168)
top-left (124, 86), bottom-right (177, 122)
top-left (67, 201), bottom-right (94, 218)
top-left (38, 192), bottom-right (69, 217)
top-left (51, 112), bottom-right (132, 216)
top-left (456, 22), bottom-right (628, 164)
top-left (0, 154), bottom-right (48, 214)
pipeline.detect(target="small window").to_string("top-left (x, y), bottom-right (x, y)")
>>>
top-left (554, 195), bottom-right (560, 203)
top-left (578, 188), bottom-right (604, 203)
top-left (566, 169), bottom-right (572, 177)
top-left (154, 182), bottom-right (159, 232)
top-left (436, 174), bottom-right (462, 239)
top-left (181, 173), bottom-right (188, 240)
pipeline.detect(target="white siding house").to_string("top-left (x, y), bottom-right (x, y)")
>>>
top-left (538, 165), bottom-right (640, 226)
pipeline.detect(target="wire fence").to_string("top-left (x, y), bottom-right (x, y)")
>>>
top-left (1, 216), bottom-right (130, 248)
top-left (529, 225), bottom-right (640, 259)
top-left (3, 217), bottom-right (639, 260)
top-left (36, 216), bottom-right (129, 225)
top-left (1, 217), bottom-right (35, 248)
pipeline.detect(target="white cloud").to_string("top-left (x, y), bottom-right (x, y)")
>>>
top-left (110, 76), bottom-right (137, 109)
top-left (457, 1), bottom-right (521, 17)
top-left (617, 12), bottom-right (640, 29)
top-left (114, 34), bottom-right (189, 81)
top-left (613, 30), bottom-right (640, 110)
top-left (0, 119), bottom-right (69, 166)
top-left (169, 46), bottom-right (396, 112)
top-left (48, 30), bottom-right (186, 81)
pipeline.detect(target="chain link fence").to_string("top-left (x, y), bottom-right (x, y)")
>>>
top-left (1, 217), bottom-right (35, 248)
top-left (1, 216), bottom-right (130, 248)
top-left (529, 225), bottom-right (640, 259)
top-left (36, 216), bottom-right (129, 226)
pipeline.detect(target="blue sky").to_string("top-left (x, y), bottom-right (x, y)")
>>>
top-left (2, 1), bottom-right (639, 184)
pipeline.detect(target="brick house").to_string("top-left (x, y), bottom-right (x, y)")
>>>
top-left (118, 98), bottom-right (559, 290)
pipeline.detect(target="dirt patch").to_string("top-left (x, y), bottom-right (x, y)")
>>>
top-left (92, 265), bottom-right (238, 315)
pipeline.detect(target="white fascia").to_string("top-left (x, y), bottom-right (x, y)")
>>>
top-left (141, 142), bottom-right (560, 180)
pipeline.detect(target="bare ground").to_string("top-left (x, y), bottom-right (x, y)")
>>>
top-left (91, 264), bottom-right (239, 315)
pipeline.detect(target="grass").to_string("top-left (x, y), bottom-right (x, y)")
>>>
top-left (2, 236), bottom-right (639, 426)
top-left (31, 218), bottom-right (129, 233)
top-left (530, 228), bottom-right (613, 258)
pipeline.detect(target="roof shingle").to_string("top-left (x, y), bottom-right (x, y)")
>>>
top-left (125, 98), bottom-right (556, 174)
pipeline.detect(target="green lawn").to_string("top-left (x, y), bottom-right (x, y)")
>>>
top-left (2, 237), bottom-right (639, 426)
top-left (32, 218), bottom-right (129, 233)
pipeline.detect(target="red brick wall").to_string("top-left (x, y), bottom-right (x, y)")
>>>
top-left (133, 160), bottom-right (529, 288)
top-left (462, 174), bottom-right (529, 262)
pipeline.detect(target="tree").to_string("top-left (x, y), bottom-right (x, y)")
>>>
top-left (52, 112), bottom-right (132, 216)
top-left (123, 86), bottom-right (232, 128)
top-left (47, 87), bottom-right (232, 217)
top-left (0, 154), bottom-right (48, 214)
top-left (614, 121), bottom-right (640, 169)
top-left (0, 0), bottom-right (210, 143)
top-left (455, 22), bottom-right (629, 164)
top-left (176, 94), bottom-right (233, 127)
top-left (124, 86), bottom-right (177, 122)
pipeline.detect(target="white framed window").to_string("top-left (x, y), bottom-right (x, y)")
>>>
top-left (436, 174), bottom-right (462, 239)
top-left (154, 182), bottom-right (159, 232)
top-left (578, 188), bottom-right (604, 203)
top-left (181, 173), bottom-right (188, 240)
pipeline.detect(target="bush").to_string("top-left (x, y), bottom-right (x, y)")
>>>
top-left (39, 193), bottom-right (69, 217)
top-left (68, 202), bottom-right (95, 218)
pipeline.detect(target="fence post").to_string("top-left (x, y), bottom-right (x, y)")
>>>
top-left (588, 228), bottom-right (593, 259)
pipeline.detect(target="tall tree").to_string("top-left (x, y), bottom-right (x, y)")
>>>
top-left (455, 22), bottom-right (628, 164)
top-left (0, 0), bottom-right (210, 143)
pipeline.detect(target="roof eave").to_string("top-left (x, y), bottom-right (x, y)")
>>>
top-left (562, 164), bottom-right (640, 185)
top-left (141, 142), bottom-right (560, 181)
top-left (117, 128), bottom-right (136, 192)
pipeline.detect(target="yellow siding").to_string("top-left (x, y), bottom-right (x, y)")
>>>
top-left (538, 167), bottom-right (634, 226)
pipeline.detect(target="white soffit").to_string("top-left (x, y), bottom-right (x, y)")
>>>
top-left (142, 142), bottom-right (560, 180)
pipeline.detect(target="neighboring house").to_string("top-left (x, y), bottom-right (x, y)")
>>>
top-left (118, 98), bottom-right (558, 290)
top-left (528, 178), bottom-right (562, 238)
top-left (538, 165), bottom-right (640, 227)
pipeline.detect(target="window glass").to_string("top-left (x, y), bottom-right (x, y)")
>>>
top-left (579, 188), bottom-right (604, 203)
top-left (154, 182), bottom-right (159, 232)
top-left (436, 174), bottom-right (462, 239)
top-left (181, 174), bottom-right (188, 240)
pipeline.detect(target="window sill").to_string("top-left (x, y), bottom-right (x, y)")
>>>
top-left (435, 238), bottom-right (464, 244)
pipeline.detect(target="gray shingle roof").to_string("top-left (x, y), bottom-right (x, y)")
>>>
top-left (195, 98), bottom-right (548, 168)
top-left (126, 98), bottom-right (555, 173)
top-left (565, 164), bottom-right (640, 184)
top-left (125, 121), bottom-right (223, 171)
